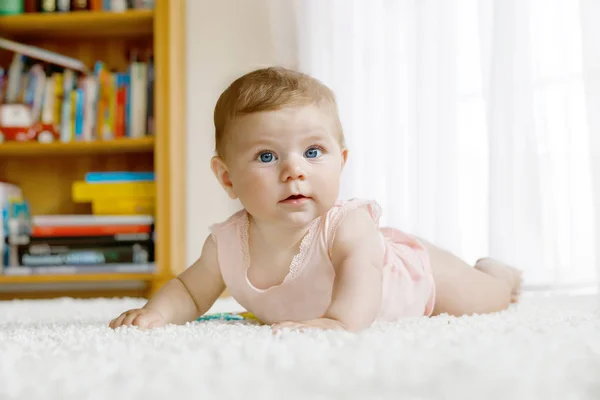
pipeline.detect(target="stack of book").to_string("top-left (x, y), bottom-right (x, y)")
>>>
top-left (73, 171), bottom-right (155, 215)
top-left (0, 181), bottom-right (30, 273)
top-left (3, 214), bottom-right (155, 275)
top-left (1, 173), bottom-right (156, 275)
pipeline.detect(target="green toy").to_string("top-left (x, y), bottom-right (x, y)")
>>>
top-left (196, 311), bottom-right (262, 324)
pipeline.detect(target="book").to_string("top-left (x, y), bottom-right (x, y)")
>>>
top-left (3, 263), bottom-right (155, 275)
top-left (57, 0), bottom-right (71, 12)
top-left (0, 184), bottom-right (30, 271)
top-left (32, 214), bottom-right (153, 226)
top-left (129, 60), bottom-right (147, 138)
top-left (40, 0), bottom-right (57, 12)
top-left (14, 242), bottom-right (154, 267)
top-left (91, 198), bottom-right (154, 215)
top-left (71, 0), bottom-right (89, 11)
top-left (72, 181), bottom-right (155, 201)
top-left (31, 224), bottom-right (151, 237)
top-left (0, 37), bottom-right (89, 73)
top-left (84, 171), bottom-right (154, 182)
top-left (9, 232), bottom-right (151, 245)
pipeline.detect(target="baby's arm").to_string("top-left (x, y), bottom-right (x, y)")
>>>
top-left (273, 208), bottom-right (384, 332)
top-left (324, 208), bottom-right (384, 330)
top-left (144, 235), bottom-right (225, 324)
top-left (109, 235), bottom-right (225, 329)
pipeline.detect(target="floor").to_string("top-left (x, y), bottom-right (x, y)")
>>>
top-left (0, 293), bottom-right (599, 400)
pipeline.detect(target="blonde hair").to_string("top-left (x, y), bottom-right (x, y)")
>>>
top-left (213, 67), bottom-right (345, 158)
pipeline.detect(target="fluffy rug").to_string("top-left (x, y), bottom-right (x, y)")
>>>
top-left (1, 293), bottom-right (599, 400)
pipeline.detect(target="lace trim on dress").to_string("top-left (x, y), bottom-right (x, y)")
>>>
top-left (283, 216), bottom-right (322, 283)
top-left (240, 211), bottom-right (322, 287)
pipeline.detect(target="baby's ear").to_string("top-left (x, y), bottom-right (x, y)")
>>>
top-left (341, 148), bottom-right (349, 168)
top-left (210, 156), bottom-right (238, 199)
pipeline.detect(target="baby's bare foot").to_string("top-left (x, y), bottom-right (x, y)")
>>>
top-left (475, 257), bottom-right (523, 303)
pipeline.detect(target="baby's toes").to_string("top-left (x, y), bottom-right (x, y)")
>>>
top-left (510, 271), bottom-right (523, 303)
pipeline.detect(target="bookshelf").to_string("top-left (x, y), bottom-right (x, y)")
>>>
top-left (0, 272), bottom-right (155, 284)
top-left (0, 1), bottom-right (187, 300)
top-left (0, 9), bottom-right (154, 38)
top-left (0, 137), bottom-right (154, 156)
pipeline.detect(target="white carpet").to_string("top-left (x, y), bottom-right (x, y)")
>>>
top-left (1, 294), bottom-right (599, 400)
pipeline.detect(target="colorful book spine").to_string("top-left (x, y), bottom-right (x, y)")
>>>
top-left (129, 61), bottom-right (147, 138)
top-left (0, 184), bottom-right (29, 270)
top-left (123, 72), bottom-right (131, 137)
top-left (32, 214), bottom-right (154, 226)
top-left (4, 263), bottom-right (155, 275)
top-left (5, 53), bottom-right (24, 103)
top-left (74, 87), bottom-right (84, 140)
top-left (57, 0), bottom-right (70, 11)
top-left (60, 69), bottom-right (75, 142)
top-left (0, 67), bottom-right (5, 103)
top-left (71, 0), bottom-right (89, 11)
top-left (94, 62), bottom-right (113, 140)
top-left (40, 0), bottom-right (57, 12)
top-left (72, 181), bottom-right (155, 200)
top-left (52, 72), bottom-right (63, 127)
top-left (82, 75), bottom-right (99, 141)
top-left (16, 242), bottom-right (154, 267)
top-left (84, 172), bottom-right (155, 182)
top-left (114, 73), bottom-right (127, 138)
top-left (31, 224), bottom-right (152, 237)
top-left (146, 56), bottom-right (154, 135)
top-left (91, 199), bottom-right (154, 215)
top-left (24, 233), bottom-right (151, 244)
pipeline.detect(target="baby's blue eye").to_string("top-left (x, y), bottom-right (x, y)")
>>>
top-left (304, 147), bottom-right (322, 159)
top-left (259, 152), bottom-right (276, 163)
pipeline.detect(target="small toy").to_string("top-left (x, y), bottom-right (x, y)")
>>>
top-left (0, 104), bottom-right (60, 143)
top-left (197, 311), bottom-right (262, 324)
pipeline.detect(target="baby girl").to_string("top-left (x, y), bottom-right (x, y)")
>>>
top-left (109, 67), bottom-right (522, 332)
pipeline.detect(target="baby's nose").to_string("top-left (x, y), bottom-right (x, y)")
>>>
top-left (280, 159), bottom-right (305, 181)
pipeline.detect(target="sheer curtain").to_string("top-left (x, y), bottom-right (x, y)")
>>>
top-left (270, 0), bottom-right (600, 290)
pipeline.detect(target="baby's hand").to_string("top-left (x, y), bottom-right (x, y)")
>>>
top-left (109, 308), bottom-right (167, 330)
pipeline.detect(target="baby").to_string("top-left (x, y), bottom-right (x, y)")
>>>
top-left (109, 67), bottom-right (522, 332)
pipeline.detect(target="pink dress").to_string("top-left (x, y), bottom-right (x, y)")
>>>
top-left (209, 198), bottom-right (436, 324)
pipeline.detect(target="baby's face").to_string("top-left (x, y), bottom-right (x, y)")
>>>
top-left (222, 104), bottom-right (347, 228)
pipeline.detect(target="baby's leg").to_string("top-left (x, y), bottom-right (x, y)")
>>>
top-left (416, 237), bottom-right (519, 317)
top-left (474, 257), bottom-right (523, 303)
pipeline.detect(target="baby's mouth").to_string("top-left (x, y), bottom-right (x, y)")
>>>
top-left (280, 194), bottom-right (310, 203)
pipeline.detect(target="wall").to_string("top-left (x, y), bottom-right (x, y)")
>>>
top-left (184, 0), bottom-right (296, 265)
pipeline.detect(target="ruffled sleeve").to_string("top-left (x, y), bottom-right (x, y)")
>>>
top-left (209, 209), bottom-right (247, 243)
top-left (325, 198), bottom-right (383, 257)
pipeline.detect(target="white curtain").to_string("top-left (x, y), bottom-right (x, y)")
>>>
top-left (269, 0), bottom-right (600, 290)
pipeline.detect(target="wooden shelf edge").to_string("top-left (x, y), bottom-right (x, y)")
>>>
top-left (0, 137), bottom-right (155, 156)
top-left (0, 9), bottom-right (154, 38)
top-left (0, 272), bottom-right (156, 284)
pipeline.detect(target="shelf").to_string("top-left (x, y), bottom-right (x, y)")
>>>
top-left (0, 10), bottom-right (154, 39)
top-left (0, 137), bottom-right (154, 156)
top-left (0, 273), bottom-right (155, 284)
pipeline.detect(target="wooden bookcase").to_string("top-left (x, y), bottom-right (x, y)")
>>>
top-left (0, 1), bottom-right (187, 300)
